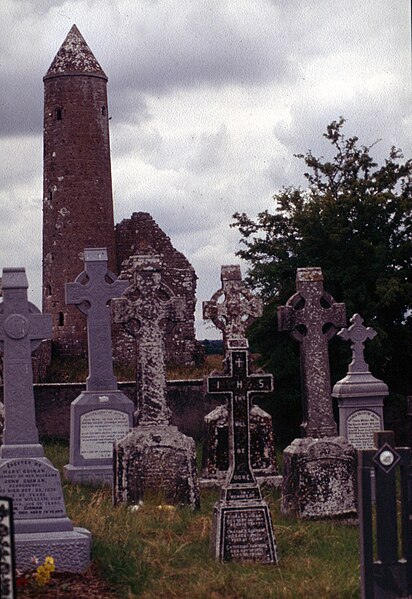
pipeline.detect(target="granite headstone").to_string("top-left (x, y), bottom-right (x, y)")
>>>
top-left (63, 249), bottom-right (134, 485)
top-left (0, 268), bottom-right (91, 571)
top-left (112, 256), bottom-right (200, 508)
top-left (279, 267), bottom-right (357, 518)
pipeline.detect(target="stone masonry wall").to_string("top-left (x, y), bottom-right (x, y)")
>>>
top-left (114, 212), bottom-right (199, 366)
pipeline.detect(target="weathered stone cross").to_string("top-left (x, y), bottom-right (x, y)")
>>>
top-left (208, 349), bottom-right (273, 499)
top-left (203, 265), bottom-right (262, 349)
top-left (278, 267), bottom-right (346, 438)
top-left (66, 248), bottom-right (128, 392)
top-left (338, 313), bottom-right (376, 374)
top-left (0, 268), bottom-right (51, 456)
top-left (112, 255), bottom-right (184, 425)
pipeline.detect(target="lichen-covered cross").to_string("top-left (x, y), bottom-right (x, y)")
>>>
top-left (278, 267), bottom-right (346, 438)
top-left (203, 265), bottom-right (262, 349)
top-left (65, 248), bottom-right (128, 392)
top-left (112, 255), bottom-right (185, 425)
top-left (338, 313), bottom-right (376, 374)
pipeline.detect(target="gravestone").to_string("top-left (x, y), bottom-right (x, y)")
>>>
top-left (112, 255), bottom-right (200, 508)
top-left (63, 249), bottom-right (134, 485)
top-left (0, 268), bottom-right (91, 571)
top-left (201, 265), bottom-right (279, 487)
top-left (208, 349), bottom-right (277, 563)
top-left (279, 267), bottom-right (357, 518)
top-left (0, 496), bottom-right (16, 599)
top-left (333, 314), bottom-right (387, 450)
top-left (358, 431), bottom-right (412, 598)
top-left (0, 402), bottom-right (4, 444)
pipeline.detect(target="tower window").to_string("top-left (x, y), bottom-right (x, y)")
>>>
top-left (55, 108), bottom-right (62, 120)
top-left (48, 190), bottom-right (53, 202)
top-left (46, 285), bottom-right (52, 296)
top-left (101, 106), bottom-right (106, 116)
top-left (58, 312), bottom-right (64, 326)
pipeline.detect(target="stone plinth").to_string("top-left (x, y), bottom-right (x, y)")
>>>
top-left (113, 425), bottom-right (200, 508)
top-left (201, 404), bottom-right (280, 486)
top-left (282, 437), bottom-right (357, 519)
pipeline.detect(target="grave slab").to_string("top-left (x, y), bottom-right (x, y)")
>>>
top-left (63, 249), bottom-right (134, 485)
top-left (0, 268), bottom-right (91, 572)
top-left (332, 313), bottom-right (387, 450)
top-left (112, 255), bottom-right (200, 509)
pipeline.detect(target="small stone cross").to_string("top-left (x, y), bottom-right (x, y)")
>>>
top-left (203, 265), bottom-right (262, 349)
top-left (112, 255), bottom-right (184, 425)
top-left (66, 248), bottom-right (128, 392)
top-left (0, 268), bottom-right (51, 451)
top-left (207, 349), bottom-right (273, 498)
top-left (338, 313), bottom-right (376, 374)
top-left (278, 267), bottom-right (346, 438)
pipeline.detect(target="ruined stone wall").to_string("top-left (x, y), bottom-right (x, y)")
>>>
top-left (114, 212), bottom-right (198, 365)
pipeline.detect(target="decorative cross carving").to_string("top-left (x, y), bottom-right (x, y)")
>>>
top-left (278, 267), bottom-right (346, 438)
top-left (66, 248), bottom-right (128, 392)
top-left (0, 268), bottom-right (51, 450)
top-left (207, 349), bottom-right (273, 500)
top-left (112, 255), bottom-right (184, 425)
top-left (338, 313), bottom-right (376, 374)
top-left (203, 265), bottom-right (262, 349)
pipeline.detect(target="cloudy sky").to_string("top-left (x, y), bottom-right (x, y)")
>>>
top-left (1, 0), bottom-right (411, 339)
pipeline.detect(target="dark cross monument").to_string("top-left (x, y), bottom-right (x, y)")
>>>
top-left (358, 431), bottom-right (412, 598)
top-left (204, 267), bottom-right (277, 563)
top-left (64, 249), bottom-right (134, 485)
top-left (0, 268), bottom-right (91, 571)
top-left (278, 267), bottom-right (346, 438)
top-left (333, 314), bottom-right (387, 450)
top-left (278, 267), bottom-right (357, 519)
top-left (112, 255), bottom-right (200, 508)
top-left (201, 265), bottom-right (279, 485)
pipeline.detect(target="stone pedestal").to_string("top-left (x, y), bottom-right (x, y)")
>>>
top-left (201, 404), bottom-right (280, 487)
top-left (113, 425), bottom-right (200, 509)
top-left (211, 494), bottom-right (277, 563)
top-left (0, 453), bottom-right (91, 572)
top-left (281, 437), bottom-right (357, 519)
top-left (64, 391), bottom-right (134, 485)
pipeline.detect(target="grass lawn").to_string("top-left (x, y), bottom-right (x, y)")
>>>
top-left (40, 441), bottom-right (361, 599)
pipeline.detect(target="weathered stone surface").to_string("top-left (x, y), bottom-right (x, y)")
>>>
top-left (278, 267), bottom-right (346, 438)
top-left (63, 249), bottom-right (134, 485)
top-left (207, 349), bottom-right (278, 563)
top-left (0, 496), bottom-right (16, 598)
top-left (333, 314), bottom-right (387, 450)
top-left (282, 437), bottom-right (357, 518)
top-left (0, 402), bottom-right (4, 445)
top-left (112, 256), bottom-right (200, 508)
top-left (0, 268), bottom-right (91, 572)
top-left (113, 425), bottom-right (200, 508)
top-left (43, 26), bottom-right (116, 357)
top-left (114, 212), bottom-right (198, 366)
top-left (201, 265), bottom-right (279, 488)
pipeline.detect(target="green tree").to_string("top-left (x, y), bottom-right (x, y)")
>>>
top-left (232, 118), bottom-right (412, 445)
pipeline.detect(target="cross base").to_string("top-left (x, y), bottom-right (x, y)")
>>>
top-left (211, 498), bottom-right (278, 563)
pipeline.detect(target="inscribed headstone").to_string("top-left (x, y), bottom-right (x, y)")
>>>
top-left (332, 313), bottom-right (386, 450)
top-left (0, 268), bottom-right (91, 571)
top-left (63, 249), bottom-right (134, 485)
top-left (0, 496), bottom-right (16, 599)
top-left (112, 255), bottom-right (200, 508)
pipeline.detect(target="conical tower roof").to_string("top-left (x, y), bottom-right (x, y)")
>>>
top-left (44, 24), bottom-right (107, 80)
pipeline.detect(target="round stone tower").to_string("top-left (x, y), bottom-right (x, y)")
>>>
top-left (43, 25), bottom-right (116, 355)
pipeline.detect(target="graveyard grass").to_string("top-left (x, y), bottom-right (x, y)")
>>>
top-left (42, 441), bottom-right (361, 599)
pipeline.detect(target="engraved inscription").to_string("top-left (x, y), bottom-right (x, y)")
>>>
top-left (222, 507), bottom-right (273, 561)
top-left (347, 410), bottom-right (381, 450)
top-left (0, 459), bottom-right (66, 519)
top-left (80, 410), bottom-right (130, 459)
